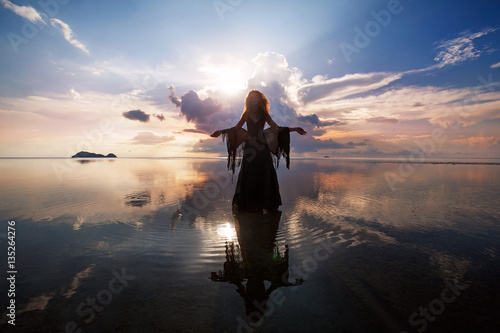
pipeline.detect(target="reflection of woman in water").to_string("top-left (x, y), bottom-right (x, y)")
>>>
top-left (210, 208), bottom-right (303, 324)
top-left (211, 90), bottom-right (306, 214)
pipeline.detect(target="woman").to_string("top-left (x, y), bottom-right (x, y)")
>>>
top-left (211, 90), bottom-right (306, 214)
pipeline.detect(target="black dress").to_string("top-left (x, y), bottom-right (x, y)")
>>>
top-left (222, 115), bottom-right (291, 212)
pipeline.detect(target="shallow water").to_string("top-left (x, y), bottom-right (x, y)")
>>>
top-left (0, 158), bottom-right (499, 332)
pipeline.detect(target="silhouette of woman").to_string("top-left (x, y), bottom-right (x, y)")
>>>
top-left (211, 90), bottom-right (306, 214)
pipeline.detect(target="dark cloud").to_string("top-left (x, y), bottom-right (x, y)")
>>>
top-left (123, 109), bottom-right (150, 122)
top-left (298, 114), bottom-right (321, 126)
top-left (154, 113), bottom-right (165, 121)
top-left (298, 114), bottom-right (346, 127)
top-left (168, 86), bottom-right (237, 134)
top-left (130, 132), bottom-right (175, 145)
top-left (122, 109), bottom-right (165, 123)
top-left (181, 90), bottom-right (221, 123)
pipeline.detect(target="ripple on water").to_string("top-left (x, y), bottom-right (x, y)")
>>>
top-left (280, 209), bottom-right (333, 252)
top-left (120, 215), bottom-right (234, 277)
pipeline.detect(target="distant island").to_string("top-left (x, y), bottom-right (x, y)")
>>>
top-left (71, 151), bottom-right (117, 158)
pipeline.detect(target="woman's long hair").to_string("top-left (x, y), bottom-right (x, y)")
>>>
top-left (243, 90), bottom-right (270, 116)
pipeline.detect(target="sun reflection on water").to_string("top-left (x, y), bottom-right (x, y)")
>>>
top-left (216, 222), bottom-right (237, 242)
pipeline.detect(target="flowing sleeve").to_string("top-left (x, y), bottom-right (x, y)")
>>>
top-left (263, 127), bottom-right (290, 169)
top-left (276, 127), bottom-right (290, 169)
top-left (221, 127), bottom-right (248, 175)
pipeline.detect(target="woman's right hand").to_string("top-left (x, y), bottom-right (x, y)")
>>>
top-left (211, 130), bottom-right (222, 138)
top-left (295, 127), bottom-right (307, 135)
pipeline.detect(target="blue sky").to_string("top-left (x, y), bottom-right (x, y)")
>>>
top-left (0, 0), bottom-right (499, 158)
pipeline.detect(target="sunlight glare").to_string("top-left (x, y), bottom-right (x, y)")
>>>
top-left (217, 222), bottom-right (237, 241)
top-left (217, 69), bottom-right (247, 94)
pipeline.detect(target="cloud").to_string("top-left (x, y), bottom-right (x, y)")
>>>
top-left (427, 91), bottom-right (500, 127)
top-left (356, 147), bottom-right (386, 156)
top-left (330, 146), bottom-right (392, 156)
top-left (188, 138), bottom-right (227, 154)
top-left (168, 52), bottom-right (375, 152)
top-left (297, 114), bottom-right (346, 127)
top-left (168, 87), bottom-right (233, 134)
top-left (491, 62), bottom-right (500, 69)
top-left (434, 28), bottom-right (498, 68)
top-left (122, 109), bottom-right (166, 123)
top-left (298, 72), bottom-right (403, 104)
top-left (130, 132), bottom-right (175, 145)
top-left (297, 114), bottom-right (320, 126)
top-left (68, 88), bottom-right (81, 100)
top-left (170, 49), bottom-right (500, 156)
top-left (123, 110), bottom-right (150, 122)
top-left (248, 52), bottom-right (303, 90)
top-left (0, 0), bottom-right (45, 24)
top-left (50, 18), bottom-right (89, 54)
top-left (183, 128), bottom-right (206, 134)
top-left (346, 140), bottom-right (369, 147)
top-left (297, 113), bottom-right (347, 127)
top-left (180, 91), bottom-right (221, 123)
top-left (247, 52), bottom-right (305, 107)
top-left (168, 85), bottom-right (181, 107)
top-left (292, 136), bottom-right (367, 153)
top-left (448, 131), bottom-right (500, 152)
top-left (303, 84), bottom-right (500, 129)
top-left (466, 135), bottom-right (499, 148)
top-left (169, 51), bottom-right (349, 140)
top-left (154, 113), bottom-right (165, 122)
top-left (366, 117), bottom-right (398, 124)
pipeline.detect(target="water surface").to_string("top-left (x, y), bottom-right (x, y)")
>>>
top-left (0, 158), bottom-right (499, 332)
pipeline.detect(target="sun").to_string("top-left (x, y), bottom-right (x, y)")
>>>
top-left (199, 63), bottom-right (249, 94)
top-left (216, 69), bottom-right (248, 94)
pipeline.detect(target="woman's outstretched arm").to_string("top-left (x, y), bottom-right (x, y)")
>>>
top-left (210, 112), bottom-right (247, 137)
top-left (265, 113), bottom-right (306, 135)
top-left (210, 130), bottom-right (222, 137)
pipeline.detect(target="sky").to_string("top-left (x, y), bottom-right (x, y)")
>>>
top-left (0, 0), bottom-right (499, 158)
